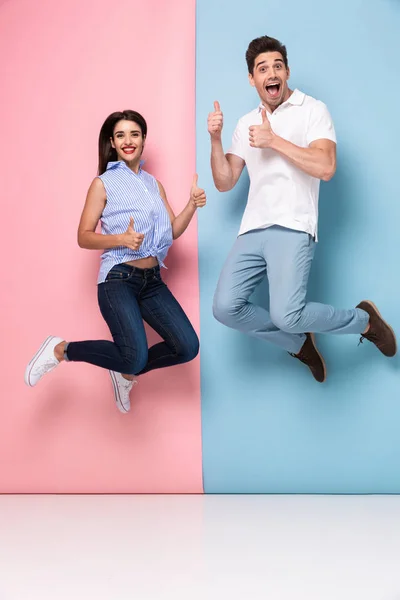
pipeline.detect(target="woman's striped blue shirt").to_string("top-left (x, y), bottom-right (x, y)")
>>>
top-left (97, 161), bottom-right (173, 284)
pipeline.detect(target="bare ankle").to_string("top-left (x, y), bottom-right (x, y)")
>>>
top-left (54, 341), bottom-right (67, 362)
top-left (363, 321), bottom-right (370, 335)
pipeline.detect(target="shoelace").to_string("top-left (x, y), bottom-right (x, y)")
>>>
top-left (121, 378), bottom-right (137, 390)
top-left (358, 331), bottom-right (378, 346)
top-left (289, 351), bottom-right (309, 364)
top-left (34, 358), bottom-right (58, 377)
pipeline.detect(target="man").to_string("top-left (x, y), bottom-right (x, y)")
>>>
top-left (208, 35), bottom-right (396, 382)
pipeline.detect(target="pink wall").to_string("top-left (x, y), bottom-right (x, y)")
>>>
top-left (0, 0), bottom-right (203, 492)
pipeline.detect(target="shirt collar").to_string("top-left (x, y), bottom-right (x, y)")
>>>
top-left (258, 88), bottom-right (305, 112)
top-left (106, 159), bottom-right (145, 172)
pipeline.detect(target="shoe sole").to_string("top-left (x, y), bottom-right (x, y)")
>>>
top-left (109, 370), bottom-right (130, 413)
top-left (361, 300), bottom-right (397, 357)
top-left (24, 335), bottom-right (56, 387)
top-left (309, 332), bottom-right (327, 383)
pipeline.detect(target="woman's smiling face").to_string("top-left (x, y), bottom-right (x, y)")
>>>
top-left (111, 119), bottom-right (145, 162)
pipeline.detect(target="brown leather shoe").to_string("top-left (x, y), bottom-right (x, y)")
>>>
top-left (357, 300), bottom-right (397, 357)
top-left (290, 333), bottom-right (326, 382)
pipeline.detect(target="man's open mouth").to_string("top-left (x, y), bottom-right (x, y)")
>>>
top-left (265, 83), bottom-right (281, 98)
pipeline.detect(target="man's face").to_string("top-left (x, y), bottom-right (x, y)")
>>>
top-left (249, 51), bottom-right (290, 111)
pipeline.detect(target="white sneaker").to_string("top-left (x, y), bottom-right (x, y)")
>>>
top-left (109, 370), bottom-right (137, 413)
top-left (24, 336), bottom-right (64, 387)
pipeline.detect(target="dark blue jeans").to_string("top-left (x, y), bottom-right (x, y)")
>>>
top-left (66, 264), bottom-right (199, 375)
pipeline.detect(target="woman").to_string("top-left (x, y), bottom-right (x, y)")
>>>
top-left (25, 110), bottom-right (206, 413)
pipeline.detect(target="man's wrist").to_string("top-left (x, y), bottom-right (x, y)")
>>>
top-left (268, 133), bottom-right (282, 151)
top-left (210, 135), bottom-right (223, 147)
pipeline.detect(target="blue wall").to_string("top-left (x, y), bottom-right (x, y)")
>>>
top-left (196, 0), bottom-right (400, 492)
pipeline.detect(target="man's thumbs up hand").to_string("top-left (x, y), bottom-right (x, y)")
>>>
top-left (208, 100), bottom-right (223, 139)
top-left (249, 106), bottom-right (275, 148)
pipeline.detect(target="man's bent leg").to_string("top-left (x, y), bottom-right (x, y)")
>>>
top-left (213, 229), bottom-right (306, 354)
top-left (265, 227), bottom-right (369, 336)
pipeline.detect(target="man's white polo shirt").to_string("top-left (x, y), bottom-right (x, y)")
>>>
top-left (227, 89), bottom-right (336, 240)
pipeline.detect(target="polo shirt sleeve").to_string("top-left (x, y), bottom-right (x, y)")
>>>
top-left (306, 101), bottom-right (337, 145)
top-left (227, 119), bottom-right (246, 159)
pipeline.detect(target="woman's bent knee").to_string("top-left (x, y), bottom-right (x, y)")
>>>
top-left (178, 331), bottom-right (200, 363)
top-left (121, 348), bottom-right (148, 375)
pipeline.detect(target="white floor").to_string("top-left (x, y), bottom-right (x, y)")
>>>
top-left (0, 495), bottom-right (399, 600)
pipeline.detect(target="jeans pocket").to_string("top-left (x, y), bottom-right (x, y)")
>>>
top-left (105, 266), bottom-right (131, 282)
top-left (150, 267), bottom-right (162, 281)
